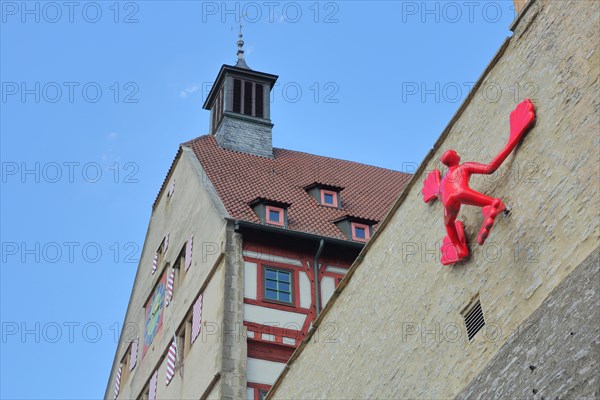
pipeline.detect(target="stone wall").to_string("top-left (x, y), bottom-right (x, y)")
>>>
top-left (215, 113), bottom-right (274, 158)
top-left (457, 246), bottom-right (599, 400)
top-left (219, 224), bottom-right (248, 400)
top-left (270, 1), bottom-right (599, 398)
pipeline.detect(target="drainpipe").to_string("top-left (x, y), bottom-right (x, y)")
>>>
top-left (314, 239), bottom-right (325, 317)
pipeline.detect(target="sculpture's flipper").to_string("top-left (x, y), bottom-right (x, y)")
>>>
top-left (422, 169), bottom-right (441, 203)
top-left (509, 99), bottom-right (536, 144)
top-left (440, 221), bottom-right (468, 265)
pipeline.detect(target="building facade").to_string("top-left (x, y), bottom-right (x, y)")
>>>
top-left (268, 0), bottom-right (600, 398)
top-left (104, 36), bottom-right (410, 400)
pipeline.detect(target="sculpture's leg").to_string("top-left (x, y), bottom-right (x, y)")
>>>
top-left (478, 198), bottom-right (505, 245)
top-left (441, 212), bottom-right (469, 265)
top-left (458, 189), bottom-right (506, 211)
top-left (457, 189), bottom-right (506, 245)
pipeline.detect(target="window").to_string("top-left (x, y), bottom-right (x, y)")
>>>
top-left (182, 313), bottom-right (193, 358)
top-left (320, 189), bottom-right (339, 207)
top-left (137, 383), bottom-right (149, 400)
top-left (174, 305), bottom-right (195, 363)
top-left (119, 347), bottom-right (131, 384)
top-left (169, 325), bottom-right (186, 375)
top-left (156, 241), bottom-right (165, 267)
top-left (305, 184), bottom-right (343, 209)
top-left (265, 205), bottom-right (285, 227)
top-left (263, 267), bottom-right (293, 304)
top-left (137, 370), bottom-right (157, 400)
top-left (259, 390), bottom-right (269, 400)
top-left (176, 246), bottom-right (186, 290)
top-left (232, 78), bottom-right (265, 118)
top-left (351, 222), bottom-right (371, 242)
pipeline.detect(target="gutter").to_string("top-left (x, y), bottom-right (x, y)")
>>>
top-left (314, 239), bottom-right (325, 317)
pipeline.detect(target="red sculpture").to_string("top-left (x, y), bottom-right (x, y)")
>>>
top-left (422, 99), bottom-right (536, 265)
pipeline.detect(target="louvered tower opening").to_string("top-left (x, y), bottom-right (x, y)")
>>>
top-left (463, 298), bottom-right (485, 341)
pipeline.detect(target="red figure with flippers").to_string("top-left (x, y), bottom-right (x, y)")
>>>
top-left (422, 99), bottom-right (536, 265)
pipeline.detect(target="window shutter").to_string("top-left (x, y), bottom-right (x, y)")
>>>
top-left (191, 294), bottom-right (203, 343)
top-left (165, 270), bottom-right (175, 306)
top-left (151, 253), bottom-right (158, 275)
top-left (148, 370), bottom-right (158, 400)
top-left (129, 337), bottom-right (138, 371)
top-left (185, 235), bottom-right (193, 271)
top-left (113, 364), bottom-right (122, 399)
top-left (165, 339), bottom-right (177, 385)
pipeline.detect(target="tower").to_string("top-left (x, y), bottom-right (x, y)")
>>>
top-left (202, 27), bottom-right (278, 158)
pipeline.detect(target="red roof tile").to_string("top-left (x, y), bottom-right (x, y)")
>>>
top-left (183, 135), bottom-right (411, 240)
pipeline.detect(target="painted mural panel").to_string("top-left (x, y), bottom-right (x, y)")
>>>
top-left (144, 272), bottom-right (166, 355)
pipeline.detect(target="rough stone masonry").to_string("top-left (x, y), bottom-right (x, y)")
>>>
top-left (269, 1), bottom-right (600, 398)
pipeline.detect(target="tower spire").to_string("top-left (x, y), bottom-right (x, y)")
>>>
top-left (235, 21), bottom-right (250, 69)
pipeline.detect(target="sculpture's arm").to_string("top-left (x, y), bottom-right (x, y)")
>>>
top-left (462, 161), bottom-right (494, 175)
top-left (463, 141), bottom-right (519, 175)
top-left (465, 99), bottom-right (535, 176)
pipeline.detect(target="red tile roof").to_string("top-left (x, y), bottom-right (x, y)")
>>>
top-left (183, 135), bottom-right (411, 240)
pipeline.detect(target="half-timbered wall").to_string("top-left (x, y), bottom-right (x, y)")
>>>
top-left (241, 235), bottom-right (355, 397)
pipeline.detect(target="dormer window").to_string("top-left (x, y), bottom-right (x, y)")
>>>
top-left (351, 222), bottom-right (371, 242)
top-left (265, 205), bottom-right (285, 227)
top-left (334, 217), bottom-right (376, 243)
top-left (320, 189), bottom-right (339, 208)
top-left (250, 198), bottom-right (289, 228)
top-left (305, 183), bottom-right (343, 208)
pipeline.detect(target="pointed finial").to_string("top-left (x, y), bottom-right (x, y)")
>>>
top-left (235, 20), bottom-right (250, 69)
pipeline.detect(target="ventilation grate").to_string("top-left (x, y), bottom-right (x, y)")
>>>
top-left (463, 299), bottom-right (485, 341)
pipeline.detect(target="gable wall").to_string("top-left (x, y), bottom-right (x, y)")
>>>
top-left (106, 148), bottom-right (229, 399)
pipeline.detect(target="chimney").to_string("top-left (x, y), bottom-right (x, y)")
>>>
top-left (202, 30), bottom-right (278, 158)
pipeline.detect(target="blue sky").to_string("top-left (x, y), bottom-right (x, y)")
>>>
top-left (0, 1), bottom-right (517, 398)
